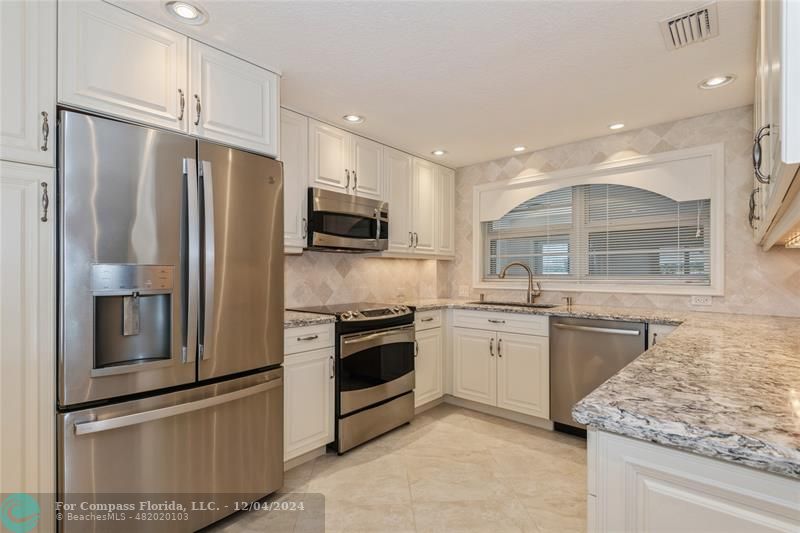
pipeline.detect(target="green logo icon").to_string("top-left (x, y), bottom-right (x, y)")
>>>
top-left (0, 494), bottom-right (39, 533)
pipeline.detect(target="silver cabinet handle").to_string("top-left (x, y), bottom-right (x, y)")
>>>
top-left (297, 334), bottom-right (319, 341)
top-left (40, 182), bottom-right (49, 222)
top-left (353, 170), bottom-right (358, 191)
top-left (199, 161), bottom-right (216, 361)
top-left (178, 89), bottom-right (185, 121)
top-left (488, 319), bottom-right (505, 324)
top-left (420, 317), bottom-right (434, 322)
top-left (40, 111), bottom-right (49, 151)
top-left (489, 337), bottom-right (494, 357)
top-left (748, 187), bottom-right (760, 229)
top-left (330, 355), bottom-right (335, 379)
top-left (302, 217), bottom-right (308, 239)
top-left (753, 125), bottom-right (771, 184)
top-left (553, 323), bottom-right (641, 336)
top-left (413, 232), bottom-right (419, 247)
top-left (408, 232), bottom-right (413, 247)
top-left (345, 169), bottom-right (351, 190)
top-left (498, 338), bottom-right (503, 357)
top-left (414, 340), bottom-right (419, 357)
top-left (652, 332), bottom-right (658, 346)
top-left (73, 378), bottom-right (282, 436)
top-left (194, 94), bottom-right (201, 126)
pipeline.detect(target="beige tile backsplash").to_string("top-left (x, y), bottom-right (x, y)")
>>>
top-left (285, 106), bottom-right (800, 317)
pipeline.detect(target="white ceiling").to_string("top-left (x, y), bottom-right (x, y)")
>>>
top-left (112, 0), bottom-right (758, 168)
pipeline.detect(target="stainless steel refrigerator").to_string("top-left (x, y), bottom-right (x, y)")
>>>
top-left (56, 109), bottom-right (284, 531)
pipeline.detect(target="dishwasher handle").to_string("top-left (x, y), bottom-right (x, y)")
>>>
top-left (552, 323), bottom-right (641, 336)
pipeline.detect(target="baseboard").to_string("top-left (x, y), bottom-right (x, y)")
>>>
top-left (414, 396), bottom-right (446, 415)
top-left (443, 395), bottom-right (554, 431)
top-left (284, 445), bottom-right (326, 471)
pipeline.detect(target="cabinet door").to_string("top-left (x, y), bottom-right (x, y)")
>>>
top-left (189, 40), bottom-right (278, 156)
top-left (280, 108), bottom-right (308, 252)
top-left (593, 431), bottom-right (800, 533)
top-left (451, 328), bottom-right (496, 406)
top-left (58, 1), bottom-right (187, 131)
top-left (436, 165), bottom-right (455, 256)
top-left (412, 157), bottom-right (437, 254)
top-left (414, 327), bottom-right (443, 407)
top-left (763, 0), bottom-right (782, 205)
top-left (284, 348), bottom-right (335, 461)
top-left (0, 162), bottom-right (55, 513)
top-left (0, 0), bottom-right (56, 167)
top-left (309, 119), bottom-right (350, 193)
top-left (351, 134), bottom-right (383, 200)
top-left (383, 147), bottom-right (413, 252)
top-left (496, 333), bottom-right (549, 418)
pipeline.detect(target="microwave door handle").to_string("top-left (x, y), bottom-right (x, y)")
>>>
top-left (374, 208), bottom-right (380, 243)
top-left (183, 158), bottom-right (199, 364)
top-left (200, 160), bottom-right (215, 361)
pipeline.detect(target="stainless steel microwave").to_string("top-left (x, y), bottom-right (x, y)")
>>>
top-left (306, 187), bottom-right (389, 252)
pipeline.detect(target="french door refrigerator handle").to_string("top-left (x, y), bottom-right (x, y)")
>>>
top-left (200, 160), bottom-right (215, 361)
top-left (183, 158), bottom-right (200, 364)
top-left (73, 379), bottom-right (283, 436)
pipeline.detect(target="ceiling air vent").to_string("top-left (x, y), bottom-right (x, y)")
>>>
top-left (660, 2), bottom-right (719, 50)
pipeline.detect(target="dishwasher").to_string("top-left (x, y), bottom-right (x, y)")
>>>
top-left (550, 317), bottom-right (646, 434)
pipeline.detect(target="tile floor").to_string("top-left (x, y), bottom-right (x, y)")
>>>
top-left (211, 404), bottom-right (587, 533)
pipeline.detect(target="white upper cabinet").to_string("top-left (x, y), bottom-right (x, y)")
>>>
top-left (58, 0), bottom-right (188, 131)
top-left (436, 165), bottom-right (455, 256)
top-left (351, 134), bottom-right (383, 200)
top-left (754, 0), bottom-right (800, 248)
top-left (309, 119), bottom-right (351, 193)
top-left (412, 157), bottom-right (437, 254)
top-left (188, 40), bottom-right (278, 156)
top-left (0, 0), bottom-right (56, 167)
top-left (280, 108), bottom-right (308, 253)
top-left (383, 147), bottom-right (414, 252)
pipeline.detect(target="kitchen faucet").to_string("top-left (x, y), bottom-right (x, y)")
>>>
top-left (499, 261), bottom-right (542, 304)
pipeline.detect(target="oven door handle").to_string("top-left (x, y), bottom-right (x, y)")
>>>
top-left (340, 325), bottom-right (415, 358)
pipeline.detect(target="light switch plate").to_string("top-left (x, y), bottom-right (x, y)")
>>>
top-left (457, 285), bottom-right (470, 297)
top-left (690, 295), bottom-right (713, 306)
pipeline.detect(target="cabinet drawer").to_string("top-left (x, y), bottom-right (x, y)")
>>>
top-left (284, 324), bottom-right (334, 355)
top-left (453, 309), bottom-right (548, 336)
top-left (415, 310), bottom-right (442, 331)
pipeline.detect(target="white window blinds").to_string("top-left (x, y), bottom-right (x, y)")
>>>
top-left (484, 184), bottom-right (712, 286)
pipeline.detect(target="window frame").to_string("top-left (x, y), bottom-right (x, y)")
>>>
top-left (472, 144), bottom-right (725, 296)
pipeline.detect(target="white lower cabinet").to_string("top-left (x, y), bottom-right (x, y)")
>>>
top-left (0, 162), bottom-right (55, 515)
top-left (452, 325), bottom-right (549, 419)
top-left (589, 429), bottom-right (800, 533)
top-left (283, 347), bottom-right (335, 462)
top-left (414, 326), bottom-right (443, 407)
top-left (495, 332), bottom-right (549, 418)
top-left (452, 327), bottom-right (497, 405)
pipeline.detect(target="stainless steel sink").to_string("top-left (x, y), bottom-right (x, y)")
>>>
top-left (467, 301), bottom-right (559, 309)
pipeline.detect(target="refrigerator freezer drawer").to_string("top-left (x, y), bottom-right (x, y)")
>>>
top-left (58, 370), bottom-right (283, 532)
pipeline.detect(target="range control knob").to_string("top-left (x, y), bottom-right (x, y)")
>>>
top-left (341, 311), bottom-right (353, 320)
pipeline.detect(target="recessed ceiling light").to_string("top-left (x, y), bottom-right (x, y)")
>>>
top-left (431, 149), bottom-right (447, 156)
top-left (343, 114), bottom-right (364, 123)
top-left (513, 146), bottom-right (527, 152)
top-left (165, 1), bottom-right (207, 24)
top-left (608, 122), bottom-right (625, 130)
top-left (698, 75), bottom-right (736, 89)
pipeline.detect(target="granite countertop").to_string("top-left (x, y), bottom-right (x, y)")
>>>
top-left (284, 310), bottom-right (335, 328)
top-left (406, 298), bottom-right (800, 479)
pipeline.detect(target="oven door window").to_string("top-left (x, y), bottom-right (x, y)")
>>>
top-left (340, 341), bottom-right (413, 392)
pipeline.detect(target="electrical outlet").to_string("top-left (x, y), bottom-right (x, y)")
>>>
top-left (457, 285), bottom-right (470, 297)
top-left (690, 295), bottom-right (713, 306)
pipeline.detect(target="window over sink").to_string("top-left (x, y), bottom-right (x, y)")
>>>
top-left (474, 145), bottom-right (724, 295)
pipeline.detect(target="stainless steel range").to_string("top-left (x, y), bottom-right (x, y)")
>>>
top-left (288, 303), bottom-right (415, 453)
